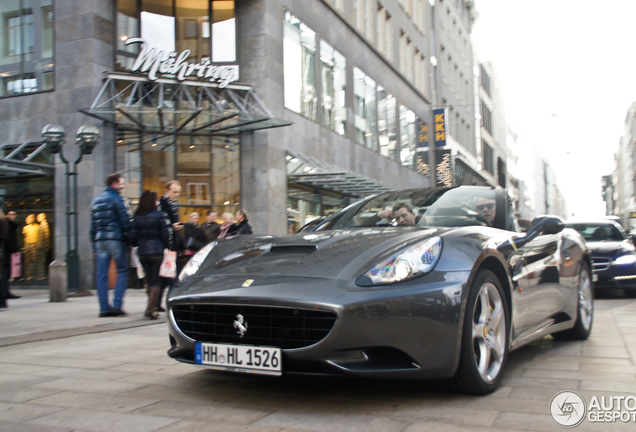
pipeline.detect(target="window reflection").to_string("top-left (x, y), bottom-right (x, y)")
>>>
top-left (283, 11), bottom-right (317, 120)
top-left (354, 67), bottom-right (376, 150)
top-left (400, 105), bottom-right (417, 169)
top-left (377, 86), bottom-right (397, 160)
top-left (320, 40), bottom-right (346, 135)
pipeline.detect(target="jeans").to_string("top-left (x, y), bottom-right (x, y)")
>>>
top-left (95, 240), bottom-right (129, 314)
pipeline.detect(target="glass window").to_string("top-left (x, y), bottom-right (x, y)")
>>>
top-left (142, 134), bottom-right (176, 198)
top-left (115, 130), bottom-right (143, 207)
top-left (212, 0), bottom-right (235, 62)
top-left (1, 0), bottom-right (54, 98)
top-left (176, 0), bottom-right (210, 64)
top-left (283, 11), bottom-right (317, 120)
top-left (320, 40), bottom-right (346, 135)
top-left (353, 67), bottom-right (376, 150)
top-left (399, 104), bottom-right (416, 169)
top-left (377, 86), bottom-right (397, 160)
top-left (212, 135), bottom-right (240, 215)
top-left (117, 0), bottom-right (236, 72)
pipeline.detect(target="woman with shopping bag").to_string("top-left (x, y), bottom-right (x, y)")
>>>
top-left (129, 191), bottom-right (172, 319)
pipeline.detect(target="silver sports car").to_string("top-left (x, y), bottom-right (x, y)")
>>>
top-left (167, 186), bottom-right (593, 394)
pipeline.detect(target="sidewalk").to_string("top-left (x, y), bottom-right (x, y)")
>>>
top-left (0, 288), bottom-right (164, 347)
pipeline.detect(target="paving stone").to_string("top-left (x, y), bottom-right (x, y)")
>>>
top-left (25, 407), bottom-right (178, 432)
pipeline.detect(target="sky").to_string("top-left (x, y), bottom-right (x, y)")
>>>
top-left (472, 0), bottom-right (636, 218)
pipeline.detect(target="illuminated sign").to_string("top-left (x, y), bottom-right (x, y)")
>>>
top-left (433, 108), bottom-right (446, 147)
top-left (125, 38), bottom-right (239, 88)
top-left (417, 119), bottom-right (429, 148)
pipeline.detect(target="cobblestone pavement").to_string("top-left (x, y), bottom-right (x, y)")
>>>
top-left (0, 288), bottom-right (634, 432)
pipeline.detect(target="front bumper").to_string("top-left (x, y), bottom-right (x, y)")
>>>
top-left (166, 271), bottom-right (470, 379)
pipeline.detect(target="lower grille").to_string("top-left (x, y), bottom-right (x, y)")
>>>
top-left (172, 304), bottom-right (337, 349)
top-left (592, 257), bottom-right (610, 271)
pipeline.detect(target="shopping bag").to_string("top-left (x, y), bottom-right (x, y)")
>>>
top-left (159, 250), bottom-right (177, 278)
top-left (10, 252), bottom-right (21, 279)
top-left (108, 258), bottom-right (117, 290)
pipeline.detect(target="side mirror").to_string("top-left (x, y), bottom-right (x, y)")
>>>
top-left (526, 215), bottom-right (565, 242)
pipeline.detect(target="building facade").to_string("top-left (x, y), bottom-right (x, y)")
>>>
top-left (0, 0), bottom-right (447, 286)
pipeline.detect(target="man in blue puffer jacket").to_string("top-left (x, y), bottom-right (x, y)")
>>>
top-left (90, 173), bottom-right (132, 317)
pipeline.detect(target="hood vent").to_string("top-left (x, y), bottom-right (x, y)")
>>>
top-left (269, 245), bottom-right (318, 255)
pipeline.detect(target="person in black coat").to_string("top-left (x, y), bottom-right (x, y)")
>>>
top-left (157, 180), bottom-right (182, 311)
top-left (183, 212), bottom-right (207, 257)
top-left (227, 209), bottom-right (253, 237)
top-left (200, 210), bottom-right (221, 243)
top-left (1, 210), bottom-right (21, 305)
top-left (130, 191), bottom-right (172, 319)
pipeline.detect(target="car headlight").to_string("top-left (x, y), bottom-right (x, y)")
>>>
top-left (613, 254), bottom-right (636, 266)
top-left (178, 241), bottom-right (217, 281)
top-left (357, 236), bottom-right (443, 286)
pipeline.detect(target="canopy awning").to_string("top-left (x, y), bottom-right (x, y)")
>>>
top-left (0, 140), bottom-right (55, 179)
top-left (80, 72), bottom-right (292, 136)
top-left (287, 153), bottom-right (396, 198)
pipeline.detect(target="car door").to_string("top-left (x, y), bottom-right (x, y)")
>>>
top-left (517, 231), bottom-right (563, 332)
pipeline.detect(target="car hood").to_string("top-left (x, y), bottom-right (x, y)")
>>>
top-left (190, 227), bottom-right (447, 282)
top-left (586, 240), bottom-right (634, 257)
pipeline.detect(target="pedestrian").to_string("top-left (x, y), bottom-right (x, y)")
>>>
top-left (157, 180), bottom-right (182, 312)
top-left (129, 190), bottom-right (172, 319)
top-left (0, 210), bottom-right (8, 310)
top-left (2, 210), bottom-right (21, 302)
top-left (217, 212), bottom-right (235, 239)
top-left (200, 209), bottom-right (221, 243)
top-left (227, 209), bottom-right (253, 236)
top-left (183, 212), bottom-right (206, 256)
top-left (90, 173), bottom-right (132, 317)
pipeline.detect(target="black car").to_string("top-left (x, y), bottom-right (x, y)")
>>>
top-left (167, 186), bottom-right (593, 395)
top-left (565, 219), bottom-right (636, 295)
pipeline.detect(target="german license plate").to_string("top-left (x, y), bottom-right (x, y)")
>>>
top-left (195, 342), bottom-right (282, 375)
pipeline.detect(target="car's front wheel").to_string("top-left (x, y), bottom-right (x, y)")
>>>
top-left (454, 269), bottom-right (509, 395)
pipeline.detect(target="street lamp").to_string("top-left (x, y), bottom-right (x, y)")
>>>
top-left (42, 124), bottom-right (100, 292)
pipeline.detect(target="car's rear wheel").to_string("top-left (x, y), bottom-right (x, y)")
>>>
top-left (454, 269), bottom-right (509, 395)
top-left (552, 263), bottom-right (593, 340)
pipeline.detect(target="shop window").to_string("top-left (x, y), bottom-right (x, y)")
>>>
top-left (0, 0), bottom-right (54, 98)
top-left (117, 131), bottom-right (240, 221)
top-left (377, 85), bottom-right (397, 160)
top-left (320, 40), bottom-right (346, 135)
top-left (399, 104), bottom-right (417, 169)
top-left (353, 67), bottom-right (377, 150)
top-left (283, 11), bottom-right (317, 120)
top-left (0, 141), bottom-right (54, 282)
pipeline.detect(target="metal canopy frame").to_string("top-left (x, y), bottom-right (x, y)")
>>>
top-left (287, 153), bottom-right (395, 198)
top-left (0, 140), bottom-right (55, 179)
top-left (81, 72), bottom-right (292, 135)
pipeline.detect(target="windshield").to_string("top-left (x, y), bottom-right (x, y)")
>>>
top-left (567, 223), bottom-right (626, 242)
top-left (341, 187), bottom-right (501, 229)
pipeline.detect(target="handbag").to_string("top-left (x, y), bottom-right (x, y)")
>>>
top-left (159, 249), bottom-right (177, 278)
top-left (10, 252), bottom-right (21, 279)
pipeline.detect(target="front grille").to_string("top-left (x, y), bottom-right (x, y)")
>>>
top-left (172, 304), bottom-right (337, 349)
top-left (592, 257), bottom-right (610, 272)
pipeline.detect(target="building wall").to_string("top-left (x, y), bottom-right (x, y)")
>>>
top-left (238, 0), bottom-right (434, 235)
top-left (0, 0), bottom-right (116, 287)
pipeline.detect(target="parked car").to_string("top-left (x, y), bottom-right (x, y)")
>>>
top-left (167, 186), bottom-right (593, 395)
top-left (565, 219), bottom-right (636, 296)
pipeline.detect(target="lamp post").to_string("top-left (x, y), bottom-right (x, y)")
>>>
top-left (41, 124), bottom-right (100, 292)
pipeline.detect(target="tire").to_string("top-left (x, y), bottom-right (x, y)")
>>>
top-left (453, 269), bottom-right (509, 395)
top-left (552, 263), bottom-right (593, 340)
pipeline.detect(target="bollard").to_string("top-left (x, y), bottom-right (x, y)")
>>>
top-left (49, 260), bottom-right (67, 302)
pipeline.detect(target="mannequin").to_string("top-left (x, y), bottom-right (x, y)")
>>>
top-left (22, 214), bottom-right (39, 280)
top-left (35, 213), bottom-right (50, 278)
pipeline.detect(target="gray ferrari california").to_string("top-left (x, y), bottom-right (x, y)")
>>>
top-left (167, 186), bottom-right (593, 394)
